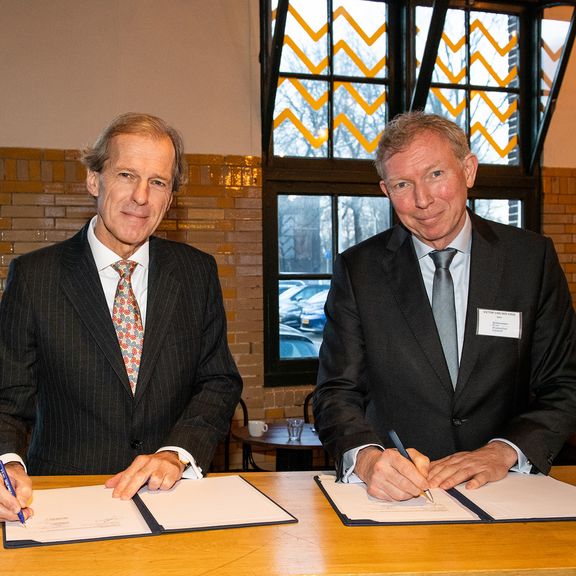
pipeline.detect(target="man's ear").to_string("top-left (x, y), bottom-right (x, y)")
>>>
top-left (463, 153), bottom-right (479, 189)
top-left (86, 170), bottom-right (100, 198)
top-left (379, 180), bottom-right (390, 198)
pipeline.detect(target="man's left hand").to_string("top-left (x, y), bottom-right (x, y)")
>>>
top-left (428, 441), bottom-right (518, 491)
top-left (105, 451), bottom-right (186, 500)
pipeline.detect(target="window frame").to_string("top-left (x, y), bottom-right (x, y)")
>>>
top-left (261, 0), bottom-right (575, 387)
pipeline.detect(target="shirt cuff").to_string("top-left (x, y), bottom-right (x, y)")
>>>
top-left (0, 453), bottom-right (27, 472)
top-left (341, 444), bottom-right (384, 483)
top-left (490, 438), bottom-right (532, 474)
top-left (157, 446), bottom-right (203, 479)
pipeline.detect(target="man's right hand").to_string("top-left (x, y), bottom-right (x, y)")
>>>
top-left (354, 446), bottom-right (431, 501)
top-left (0, 462), bottom-right (33, 522)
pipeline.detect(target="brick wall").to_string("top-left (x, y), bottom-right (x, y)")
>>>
top-left (542, 167), bottom-right (576, 302)
top-left (0, 147), bottom-right (314, 471)
top-left (1, 149), bottom-right (574, 471)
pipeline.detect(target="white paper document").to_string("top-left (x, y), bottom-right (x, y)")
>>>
top-left (316, 472), bottom-right (576, 525)
top-left (139, 475), bottom-right (295, 530)
top-left (5, 485), bottom-right (152, 544)
top-left (3, 475), bottom-right (296, 548)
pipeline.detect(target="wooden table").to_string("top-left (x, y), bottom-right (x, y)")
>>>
top-left (2, 468), bottom-right (576, 576)
top-left (231, 422), bottom-right (323, 470)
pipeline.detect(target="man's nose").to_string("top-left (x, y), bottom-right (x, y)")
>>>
top-left (413, 183), bottom-right (434, 209)
top-left (132, 180), bottom-right (149, 205)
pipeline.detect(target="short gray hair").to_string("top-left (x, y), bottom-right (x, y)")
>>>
top-left (81, 112), bottom-right (186, 192)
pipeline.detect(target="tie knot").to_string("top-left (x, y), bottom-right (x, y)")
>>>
top-left (429, 248), bottom-right (457, 270)
top-left (112, 260), bottom-right (137, 280)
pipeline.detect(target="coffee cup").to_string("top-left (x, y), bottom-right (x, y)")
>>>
top-left (248, 420), bottom-right (268, 437)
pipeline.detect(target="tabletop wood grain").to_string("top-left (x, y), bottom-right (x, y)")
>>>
top-left (2, 468), bottom-right (575, 576)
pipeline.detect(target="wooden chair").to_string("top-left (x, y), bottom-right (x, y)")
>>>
top-left (224, 398), bottom-right (265, 472)
top-left (303, 390), bottom-right (331, 469)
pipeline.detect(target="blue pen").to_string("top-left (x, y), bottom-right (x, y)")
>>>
top-left (0, 460), bottom-right (26, 525)
top-left (388, 429), bottom-right (434, 503)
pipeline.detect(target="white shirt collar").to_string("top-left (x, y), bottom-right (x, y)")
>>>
top-left (412, 211), bottom-right (472, 261)
top-left (87, 216), bottom-right (150, 271)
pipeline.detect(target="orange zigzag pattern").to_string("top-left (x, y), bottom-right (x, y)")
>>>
top-left (471, 91), bottom-right (517, 123)
top-left (278, 78), bottom-right (328, 110)
top-left (471, 122), bottom-right (517, 157)
top-left (430, 88), bottom-right (466, 117)
top-left (432, 89), bottom-right (516, 124)
top-left (435, 53), bottom-right (517, 87)
top-left (280, 4), bottom-right (386, 46)
top-left (283, 36), bottom-right (386, 77)
top-left (273, 109), bottom-right (381, 153)
top-left (542, 40), bottom-right (563, 62)
top-left (278, 78), bottom-right (386, 115)
top-left (438, 19), bottom-right (517, 55)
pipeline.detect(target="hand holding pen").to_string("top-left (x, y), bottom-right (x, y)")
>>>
top-left (355, 437), bottom-right (433, 502)
top-left (0, 460), bottom-right (30, 525)
top-left (388, 430), bottom-right (434, 503)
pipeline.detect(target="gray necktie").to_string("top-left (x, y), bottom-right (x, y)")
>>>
top-left (429, 249), bottom-right (458, 387)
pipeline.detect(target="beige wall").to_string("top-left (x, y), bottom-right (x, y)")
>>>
top-left (0, 0), bottom-right (261, 155)
top-left (1, 0), bottom-right (575, 165)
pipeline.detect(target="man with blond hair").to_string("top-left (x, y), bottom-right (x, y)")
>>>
top-left (314, 111), bottom-right (576, 502)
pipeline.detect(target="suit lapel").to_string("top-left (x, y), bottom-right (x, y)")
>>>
top-left (456, 214), bottom-right (503, 398)
top-left (59, 225), bottom-right (131, 393)
top-left (382, 225), bottom-right (455, 397)
top-left (134, 238), bottom-right (180, 401)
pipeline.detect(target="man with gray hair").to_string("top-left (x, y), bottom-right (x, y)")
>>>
top-left (314, 111), bottom-right (576, 502)
top-left (0, 113), bottom-right (242, 522)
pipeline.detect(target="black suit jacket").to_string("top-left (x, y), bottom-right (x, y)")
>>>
top-left (0, 224), bottom-right (242, 475)
top-left (314, 213), bottom-right (576, 476)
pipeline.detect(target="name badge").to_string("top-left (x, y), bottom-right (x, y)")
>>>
top-left (476, 308), bottom-right (522, 339)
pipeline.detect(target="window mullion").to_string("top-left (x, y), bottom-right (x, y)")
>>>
top-left (410, 0), bottom-right (450, 111)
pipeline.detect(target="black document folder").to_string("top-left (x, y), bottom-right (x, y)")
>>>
top-left (3, 475), bottom-right (297, 548)
top-left (315, 472), bottom-right (576, 526)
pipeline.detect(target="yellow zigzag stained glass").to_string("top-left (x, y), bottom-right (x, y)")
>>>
top-left (283, 4), bottom-right (386, 46)
top-left (274, 109), bottom-right (381, 153)
top-left (274, 109), bottom-right (328, 149)
top-left (471, 122), bottom-right (517, 158)
top-left (541, 71), bottom-right (552, 91)
top-left (471, 53), bottom-right (517, 87)
top-left (430, 89), bottom-right (466, 118)
top-left (542, 40), bottom-right (562, 62)
top-left (284, 36), bottom-right (329, 74)
top-left (283, 35), bottom-right (386, 77)
top-left (335, 82), bottom-right (386, 114)
top-left (470, 19), bottom-right (518, 57)
top-left (334, 40), bottom-right (386, 77)
top-left (438, 20), bottom-right (516, 57)
top-left (277, 80), bottom-right (385, 115)
top-left (334, 115), bottom-right (381, 154)
top-left (333, 6), bottom-right (386, 46)
top-left (435, 53), bottom-right (517, 87)
top-left (471, 91), bottom-right (517, 123)
top-left (279, 4), bottom-right (386, 77)
top-left (279, 78), bottom-right (328, 110)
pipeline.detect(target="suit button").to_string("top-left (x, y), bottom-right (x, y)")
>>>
top-left (452, 418), bottom-right (464, 426)
top-left (130, 440), bottom-right (143, 449)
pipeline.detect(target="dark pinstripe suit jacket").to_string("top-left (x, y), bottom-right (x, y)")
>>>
top-left (0, 224), bottom-right (242, 475)
top-left (314, 212), bottom-right (576, 476)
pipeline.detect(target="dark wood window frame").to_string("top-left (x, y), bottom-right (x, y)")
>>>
top-left (261, 0), bottom-right (576, 387)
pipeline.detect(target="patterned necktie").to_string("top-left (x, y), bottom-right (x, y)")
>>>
top-left (111, 260), bottom-right (143, 394)
top-left (429, 249), bottom-right (459, 388)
